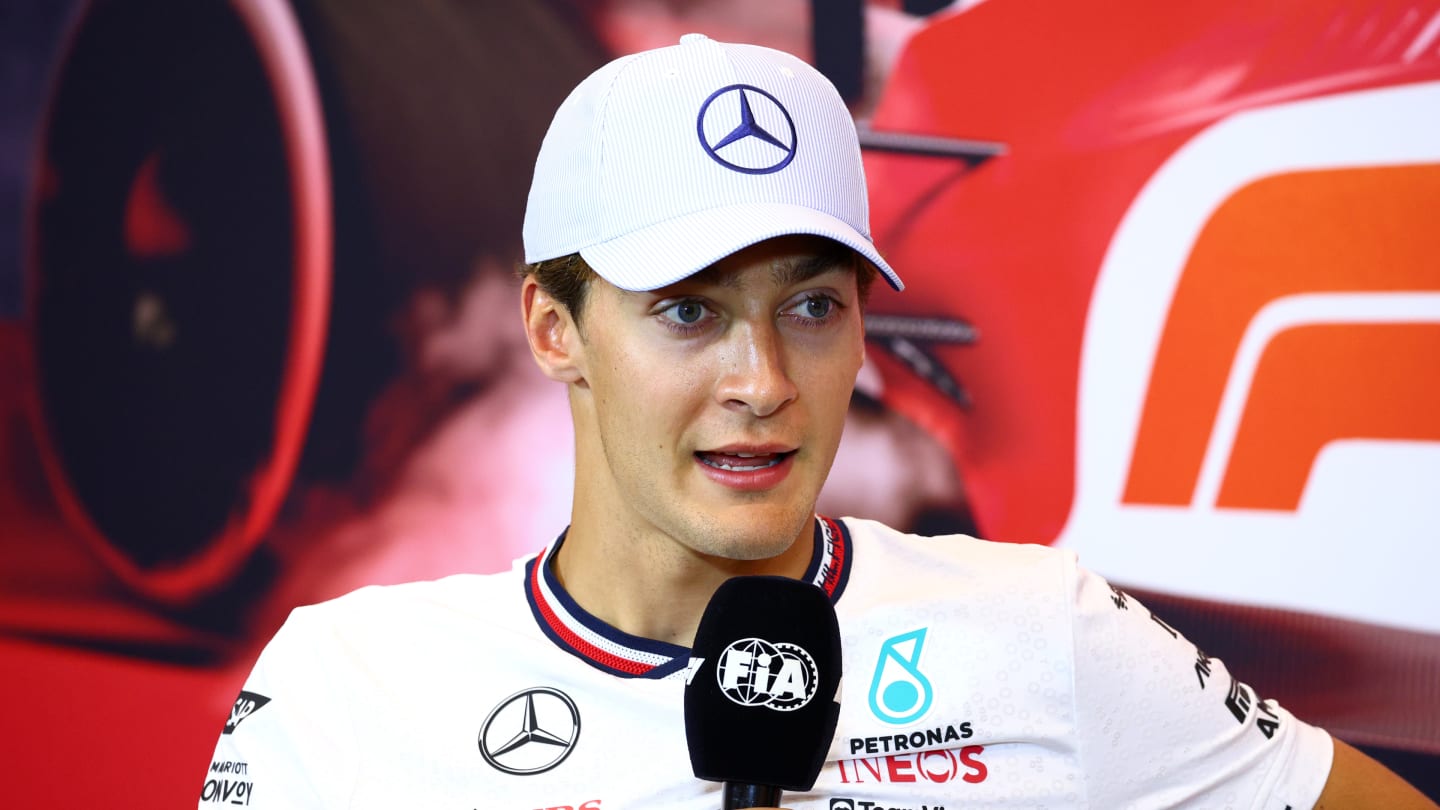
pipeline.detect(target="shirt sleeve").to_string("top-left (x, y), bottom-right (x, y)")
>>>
top-left (1067, 558), bottom-right (1334, 809)
top-left (198, 606), bottom-right (359, 809)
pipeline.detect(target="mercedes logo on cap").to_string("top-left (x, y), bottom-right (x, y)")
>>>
top-left (696, 84), bottom-right (797, 175)
top-left (478, 687), bottom-right (581, 775)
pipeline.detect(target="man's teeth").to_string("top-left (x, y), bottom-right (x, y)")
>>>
top-left (702, 453), bottom-right (784, 471)
top-left (715, 460), bottom-right (777, 471)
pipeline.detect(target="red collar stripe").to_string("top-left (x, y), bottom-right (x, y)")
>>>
top-left (528, 547), bottom-right (658, 677)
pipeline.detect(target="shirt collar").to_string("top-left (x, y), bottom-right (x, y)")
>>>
top-left (523, 515), bottom-right (853, 679)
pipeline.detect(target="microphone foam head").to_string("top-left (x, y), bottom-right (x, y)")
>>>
top-left (684, 576), bottom-right (842, 791)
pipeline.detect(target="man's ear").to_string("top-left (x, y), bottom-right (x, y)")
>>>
top-left (521, 276), bottom-right (585, 384)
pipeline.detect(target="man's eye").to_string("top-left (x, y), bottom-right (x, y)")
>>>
top-left (663, 300), bottom-right (709, 325)
top-left (787, 295), bottom-right (837, 321)
top-left (802, 297), bottom-right (833, 319)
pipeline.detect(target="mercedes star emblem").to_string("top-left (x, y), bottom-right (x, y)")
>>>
top-left (478, 687), bottom-right (581, 775)
top-left (696, 84), bottom-right (797, 175)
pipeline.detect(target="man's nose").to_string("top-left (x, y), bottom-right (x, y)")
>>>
top-left (714, 322), bottom-right (798, 418)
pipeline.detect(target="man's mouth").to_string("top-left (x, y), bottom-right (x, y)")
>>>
top-left (696, 450), bottom-right (795, 472)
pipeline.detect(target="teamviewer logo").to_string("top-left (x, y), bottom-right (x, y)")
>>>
top-left (830, 800), bottom-right (855, 810)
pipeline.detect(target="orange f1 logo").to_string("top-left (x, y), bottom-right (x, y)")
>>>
top-left (1059, 81), bottom-right (1440, 632)
top-left (1122, 164), bottom-right (1440, 511)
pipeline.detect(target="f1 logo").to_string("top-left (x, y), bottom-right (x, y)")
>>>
top-left (1121, 163), bottom-right (1440, 511)
top-left (1061, 80), bottom-right (1440, 632)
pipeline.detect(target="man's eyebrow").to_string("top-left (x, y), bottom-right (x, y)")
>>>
top-left (769, 251), bottom-right (855, 287)
top-left (689, 246), bottom-right (856, 289)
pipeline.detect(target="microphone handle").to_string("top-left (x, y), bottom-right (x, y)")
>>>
top-left (722, 782), bottom-right (782, 809)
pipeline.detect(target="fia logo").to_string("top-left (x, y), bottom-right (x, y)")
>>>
top-left (223, 691), bottom-right (271, 735)
top-left (868, 629), bottom-right (933, 725)
top-left (716, 637), bottom-right (818, 711)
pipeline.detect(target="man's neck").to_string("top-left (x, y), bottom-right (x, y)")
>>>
top-left (550, 519), bottom-right (816, 647)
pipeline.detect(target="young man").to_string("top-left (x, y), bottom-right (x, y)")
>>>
top-left (200, 34), bottom-right (1434, 809)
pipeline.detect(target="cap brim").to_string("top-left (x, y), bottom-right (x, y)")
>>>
top-left (579, 202), bottom-right (903, 292)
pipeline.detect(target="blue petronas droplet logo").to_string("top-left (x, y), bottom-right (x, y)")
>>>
top-left (868, 628), bottom-right (934, 725)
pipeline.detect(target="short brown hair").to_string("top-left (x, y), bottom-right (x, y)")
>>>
top-left (519, 252), bottom-right (599, 329)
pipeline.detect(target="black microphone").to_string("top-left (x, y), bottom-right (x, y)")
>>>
top-left (685, 576), bottom-right (843, 809)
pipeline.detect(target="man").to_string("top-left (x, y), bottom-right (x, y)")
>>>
top-left (199, 34), bottom-right (1435, 808)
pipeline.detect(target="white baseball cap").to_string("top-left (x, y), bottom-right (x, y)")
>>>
top-left (523, 33), bottom-right (902, 292)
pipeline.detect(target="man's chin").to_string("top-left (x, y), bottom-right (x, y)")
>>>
top-left (690, 505), bottom-right (816, 562)
top-left (712, 538), bottom-right (797, 563)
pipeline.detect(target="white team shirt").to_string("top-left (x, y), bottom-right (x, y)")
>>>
top-left (199, 517), bottom-right (1333, 809)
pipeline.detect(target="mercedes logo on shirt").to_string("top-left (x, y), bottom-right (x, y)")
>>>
top-left (478, 687), bottom-right (581, 775)
top-left (696, 84), bottom-right (798, 175)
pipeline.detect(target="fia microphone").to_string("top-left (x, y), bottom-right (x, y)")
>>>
top-left (684, 576), bottom-right (842, 809)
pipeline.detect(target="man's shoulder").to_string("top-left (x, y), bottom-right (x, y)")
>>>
top-left (283, 556), bottom-right (538, 645)
top-left (835, 516), bottom-right (1079, 608)
top-left (838, 516), bottom-right (1073, 571)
